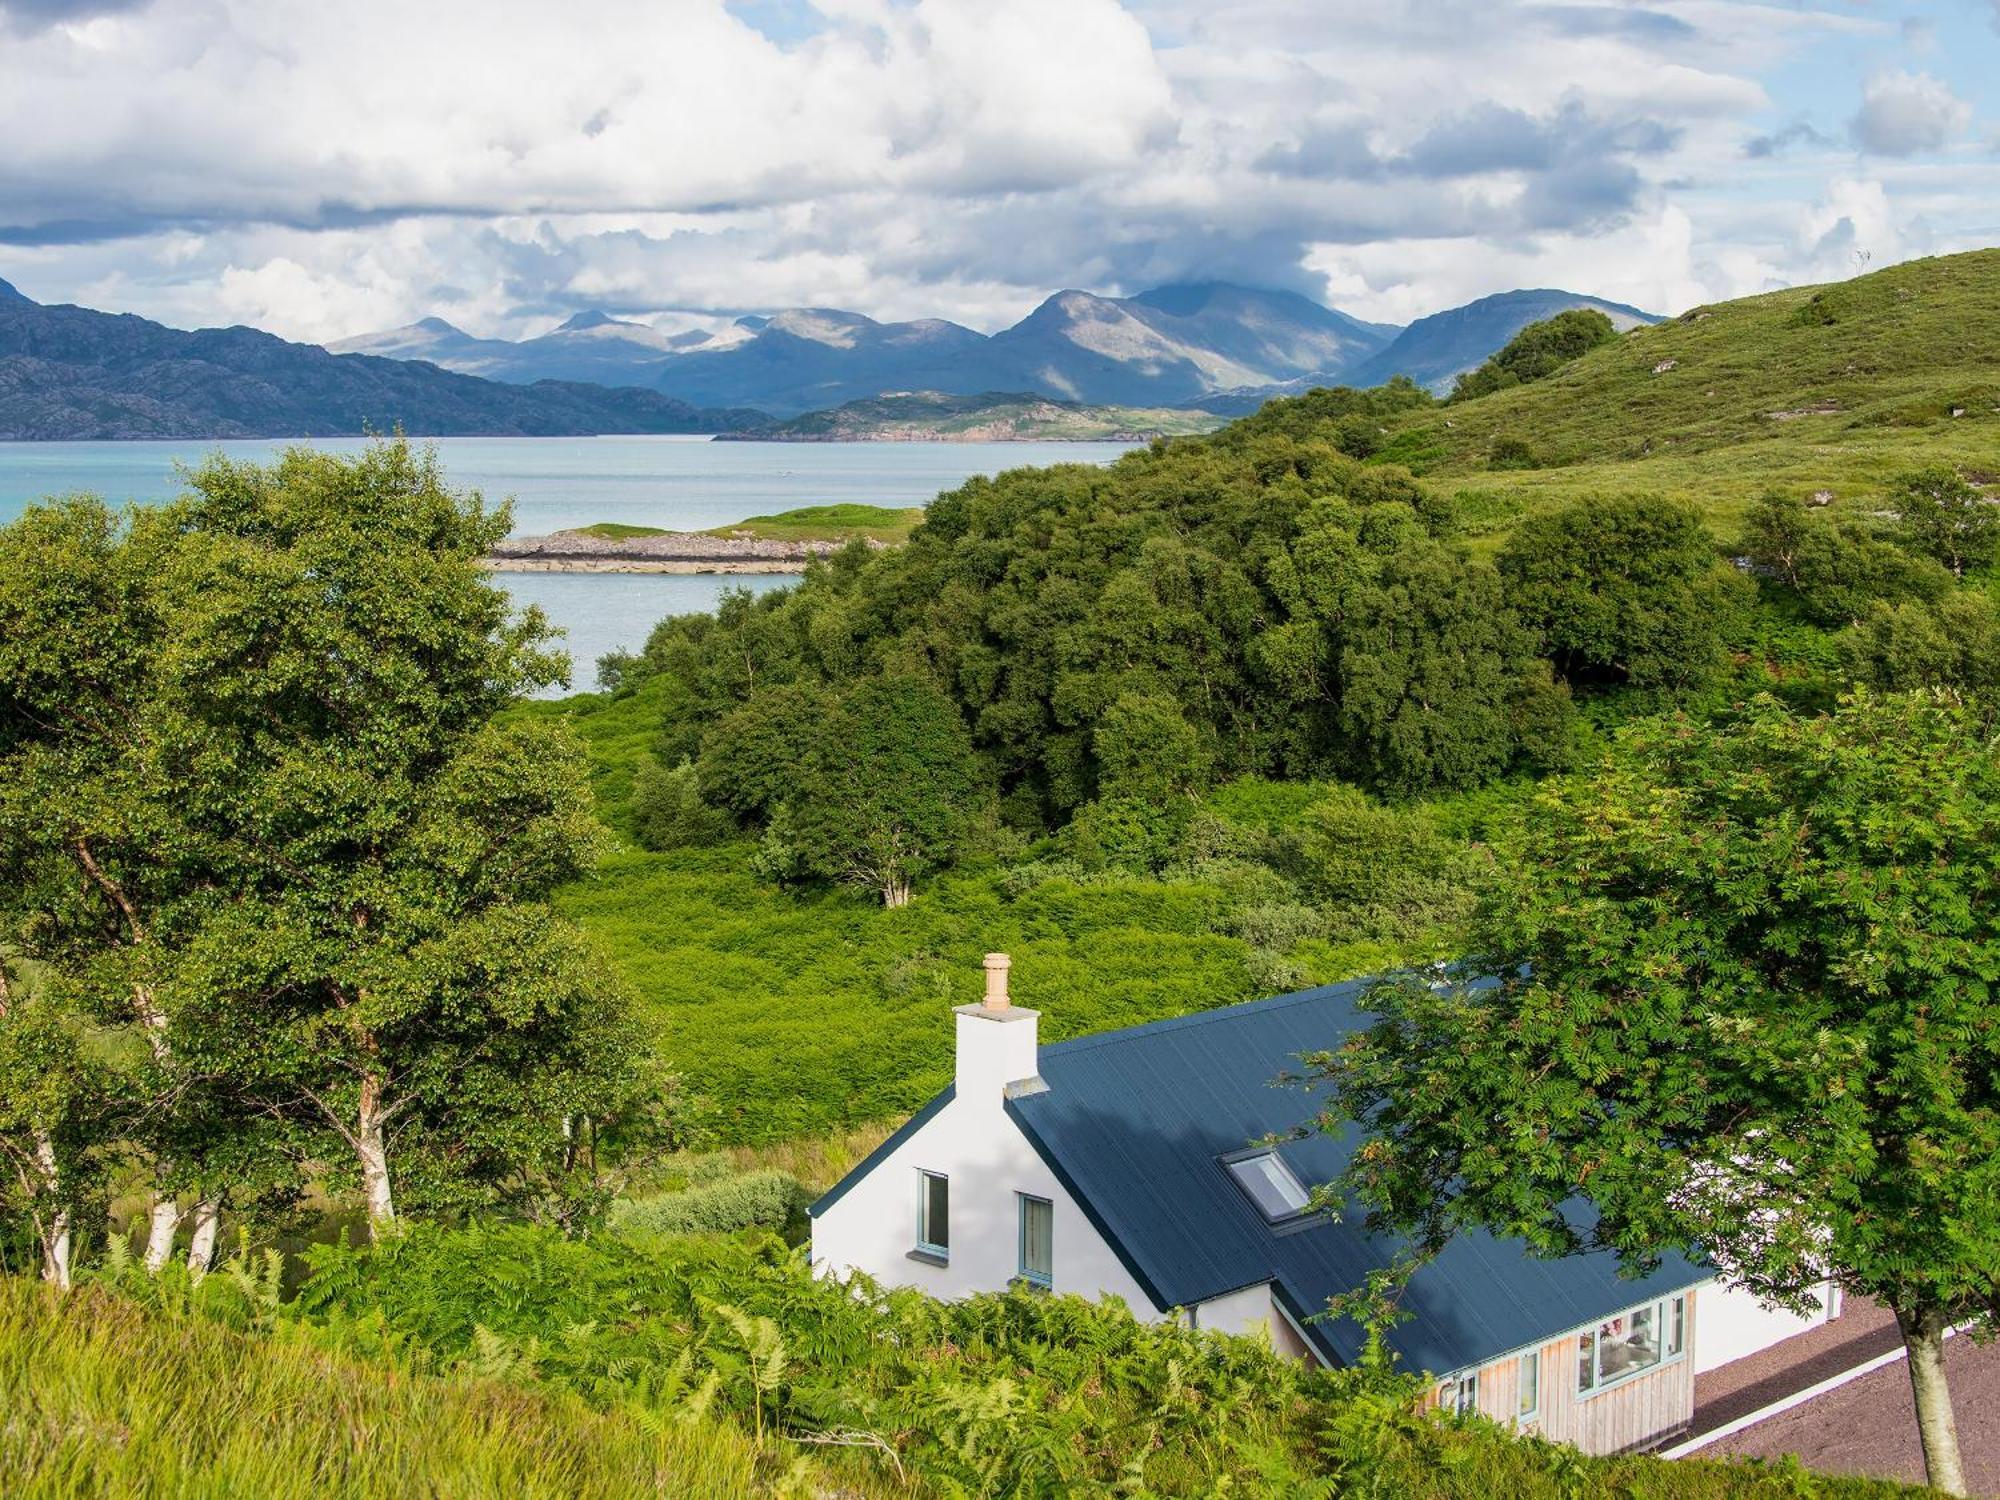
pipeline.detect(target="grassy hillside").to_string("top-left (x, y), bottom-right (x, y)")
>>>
top-left (1369, 249), bottom-right (2000, 540)
top-left (0, 1282), bottom-right (781, 1499)
top-left (707, 502), bottom-right (924, 544)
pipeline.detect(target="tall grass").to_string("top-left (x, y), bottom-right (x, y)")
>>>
top-left (0, 1281), bottom-right (796, 1499)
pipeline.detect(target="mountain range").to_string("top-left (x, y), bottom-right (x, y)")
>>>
top-left (338, 283), bottom-right (1406, 415)
top-left (338, 282), bottom-right (1653, 417)
top-left (0, 272), bottom-right (1663, 441)
top-left (0, 279), bottom-right (763, 440)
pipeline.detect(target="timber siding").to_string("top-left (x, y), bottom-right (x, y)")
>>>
top-left (1429, 1287), bottom-right (1700, 1456)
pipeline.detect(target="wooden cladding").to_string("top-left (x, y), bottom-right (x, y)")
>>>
top-left (1425, 1286), bottom-right (1699, 1457)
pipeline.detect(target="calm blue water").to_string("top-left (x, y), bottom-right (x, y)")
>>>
top-left (0, 436), bottom-right (1132, 691)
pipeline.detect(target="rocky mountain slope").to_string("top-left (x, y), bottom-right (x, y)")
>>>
top-left (1344, 288), bottom-right (1658, 393)
top-left (0, 280), bottom-right (763, 439)
top-left (336, 281), bottom-right (1404, 416)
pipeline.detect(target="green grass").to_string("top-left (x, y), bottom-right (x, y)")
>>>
top-left (0, 1281), bottom-right (787, 1499)
top-left (1371, 248), bottom-right (2000, 547)
top-left (707, 502), bottom-right (924, 544)
top-left (571, 520), bottom-right (670, 539)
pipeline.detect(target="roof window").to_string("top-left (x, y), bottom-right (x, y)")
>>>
top-left (1225, 1150), bottom-right (1311, 1221)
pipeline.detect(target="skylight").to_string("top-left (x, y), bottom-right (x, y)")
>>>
top-left (1225, 1151), bottom-right (1311, 1221)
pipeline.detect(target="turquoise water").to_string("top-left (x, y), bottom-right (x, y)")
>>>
top-left (0, 436), bottom-right (1132, 691)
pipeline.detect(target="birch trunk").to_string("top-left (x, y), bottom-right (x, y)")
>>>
top-left (33, 1133), bottom-right (72, 1290)
top-left (1899, 1305), bottom-right (1968, 1497)
top-left (355, 1075), bottom-right (396, 1238)
top-left (142, 1194), bottom-right (181, 1271)
top-left (185, 1195), bottom-right (222, 1273)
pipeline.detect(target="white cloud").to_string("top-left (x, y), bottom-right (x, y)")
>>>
top-left (0, 0), bottom-right (1988, 342)
top-left (1849, 70), bottom-right (1972, 156)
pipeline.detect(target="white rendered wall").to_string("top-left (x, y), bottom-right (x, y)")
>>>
top-left (1193, 1282), bottom-right (1317, 1363)
top-left (811, 1005), bottom-right (1159, 1315)
top-left (1694, 1278), bottom-right (1841, 1374)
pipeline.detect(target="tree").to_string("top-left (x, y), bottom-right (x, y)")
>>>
top-left (151, 441), bottom-right (630, 1240)
top-left (785, 675), bottom-right (987, 906)
top-left (1307, 691), bottom-right (2000, 1494)
top-left (1892, 465), bottom-right (1997, 580)
top-left (0, 956), bottom-right (117, 1287)
top-left (1738, 492), bottom-right (1949, 627)
top-left (1838, 594), bottom-right (2000, 695)
top-left (1279, 507), bottom-right (1570, 794)
top-left (0, 496), bottom-right (219, 1271)
top-left (1450, 308), bottom-right (1617, 402)
top-left (1093, 692), bottom-right (1210, 804)
top-left (1499, 495), bottom-right (1742, 690)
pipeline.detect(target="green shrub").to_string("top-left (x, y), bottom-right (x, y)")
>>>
top-left (631, 758), bottom-right (730, 851)
top-left (608, 1170), bottom-right (809, 1238)
top-left (1452, 309), bottom-right (1617, 402)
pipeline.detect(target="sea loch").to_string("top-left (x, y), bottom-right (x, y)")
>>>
top-left (0, 435), bottom-right (1133, 691)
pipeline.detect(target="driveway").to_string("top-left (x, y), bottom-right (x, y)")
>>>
top-left (1704, 1330), bottom-right (2000, 1496)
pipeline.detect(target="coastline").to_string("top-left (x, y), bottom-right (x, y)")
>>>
top-left (480, 556), bottom-right (810, 575)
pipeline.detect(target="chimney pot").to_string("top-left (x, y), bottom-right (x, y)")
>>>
top-left (982, 952), bottom-right (1011, 1010)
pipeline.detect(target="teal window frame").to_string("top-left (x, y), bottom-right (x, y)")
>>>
top-left (1016, 1192), bottom-right (1053, 1288)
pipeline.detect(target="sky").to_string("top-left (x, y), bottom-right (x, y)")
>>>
top-left (0, 0), bottom-right (1995, 343)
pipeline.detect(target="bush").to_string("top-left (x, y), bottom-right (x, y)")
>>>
top-left (607, 1170), bottom-right (809, 1238)
top-left (1499, 494), bottom-right (1744, 691)
top-left (631, 758), bottom-right (730, 851)
top-left (1452, 308), bottom-right (1617, 402)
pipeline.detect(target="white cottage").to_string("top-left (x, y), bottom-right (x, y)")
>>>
top-left (811, 956), bottom-right (1838, 1455)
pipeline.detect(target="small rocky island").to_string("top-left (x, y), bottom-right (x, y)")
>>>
top-left (482, 506), bottom-right (917, 573)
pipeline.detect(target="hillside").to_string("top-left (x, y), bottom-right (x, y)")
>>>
top-left (1364, 250), bottom-right (2000, 537)
top-left (0, 280), bottom-right (764, 439)
top-left (1344, 288), bottom-right (1659, 393)
top-left (724, 388), bottom-right (1224, 441)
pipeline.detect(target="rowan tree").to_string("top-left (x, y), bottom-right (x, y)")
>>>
top-left (1308, 691), bottom-right (2000, 1495)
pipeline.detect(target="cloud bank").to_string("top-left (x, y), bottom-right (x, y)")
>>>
top-left (0, 0), bottom-right (1992, 341)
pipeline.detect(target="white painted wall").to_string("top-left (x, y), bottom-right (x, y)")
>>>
top-left (811, 999), bottom-right (1160, 1316)
top-left (1694, 1278), bottom-right (1842, 1374)
top-left (1192, 1282), bottom-right (1317, 1362)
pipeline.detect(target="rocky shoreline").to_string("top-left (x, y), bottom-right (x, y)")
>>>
top-left (482, 528), bottom-right (880, 574)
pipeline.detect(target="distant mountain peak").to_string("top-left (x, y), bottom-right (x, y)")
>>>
top-left (555, 310), bottom-right (620, 332)
top-left (413, 315), bottom-right (466, 335)
top-left (0, 277), bottom-right (30, 304)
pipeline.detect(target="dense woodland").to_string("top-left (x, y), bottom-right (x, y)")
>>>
top-left (4, 266), bottom-right (1999, 1494)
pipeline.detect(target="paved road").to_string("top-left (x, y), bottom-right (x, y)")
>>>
top-left (1707, 1331), bottom-right (2000, 1496)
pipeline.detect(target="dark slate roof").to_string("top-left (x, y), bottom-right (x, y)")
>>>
top-left (1003, 978), bottom-right (1709, 1375)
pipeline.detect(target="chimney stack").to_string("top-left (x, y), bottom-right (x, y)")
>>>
top-left (954, 951), bottom-right (1043, 1103)
top-left (982, 952), bottom-right (1011, 1011)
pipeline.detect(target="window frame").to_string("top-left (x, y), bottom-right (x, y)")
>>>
top-left (915, 1169), bottom-right (950, 1260)
top-left (1437, 1370), bottom-right (1480, 1418)
top-left (1016, 1192), bottom-right (1053, 1289)
top-left (1219, 1147), bottom-right (1313, 1224)
top-left (1574, 1294), bottom-right (1689, 1400)
top-left (1516, 1349), bottom-right (1540, 1425)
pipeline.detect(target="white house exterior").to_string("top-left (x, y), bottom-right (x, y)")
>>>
top-left (811, 956), bottom-right (1850, 1455)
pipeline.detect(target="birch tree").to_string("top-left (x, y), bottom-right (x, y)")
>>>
top-left (1308, 691), bottom-right (2000, 1496)
top-left (0, 954), bottom-right (116, 1287)
top-left (155, 441), bottom-right (627, 1238)
top-left (0, 497), bottom-right (202, 1269)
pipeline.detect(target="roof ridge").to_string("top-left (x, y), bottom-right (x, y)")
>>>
top-left (1040, 977), bottom-right (1375, 1057)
